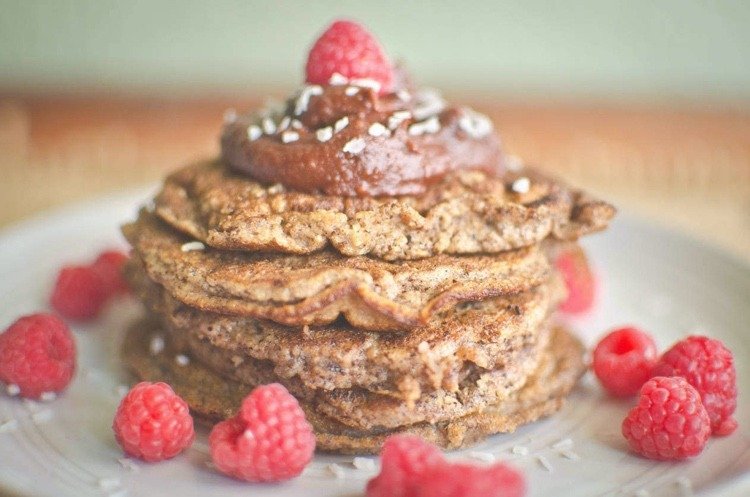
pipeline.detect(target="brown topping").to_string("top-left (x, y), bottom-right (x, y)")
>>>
top-left (221, 84), bottom-right (504, 196)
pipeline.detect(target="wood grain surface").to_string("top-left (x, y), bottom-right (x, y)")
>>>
top-left (1, 94), bottom-right (748, 260)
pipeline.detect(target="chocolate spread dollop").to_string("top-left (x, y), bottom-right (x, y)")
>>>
top-left (221, 78), bottom-right (504, 197)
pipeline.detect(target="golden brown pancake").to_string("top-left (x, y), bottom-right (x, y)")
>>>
top-left (185, 321), bottom-right (550, 431)
top-left (125, 262), bottom-right (563, 401)
top-left (124, 211), bottom-right (551, 331)
top-left (154, 160), bottom-right (615, 261)
top-left (122, 319), bottom-right (585, 454)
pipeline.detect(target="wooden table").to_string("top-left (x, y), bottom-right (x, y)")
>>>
top-left (1, 94), bottom-right (748, 261)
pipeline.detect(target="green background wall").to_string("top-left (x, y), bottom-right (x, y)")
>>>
top-left (1, 0), bottom-right (749, 105)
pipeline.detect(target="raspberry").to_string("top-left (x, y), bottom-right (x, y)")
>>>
top-left (555, 247), bottom-right (596, 314)
top-left (93, 250), bottom-right (130, 296)
top-left (50, 265), bottom-right (108, 320)
top-left (366, 435), bottom-right (445, 497)
top-left (305, 20), bottom-right (394, 94)
top-left (415, 462), bottom-right (526, 497)
top-left (622, 376), bottom-right (711, 460)
top-left (367, 435), bottom-right (525, 497)
top-left (209, 383), bottom-right (315, 482)
top-left (0, 314), bottom-right (76, 399)
top-left (592, 326), bottom-right (658, 397)
top-left (654, 336), bottom-right (737, 435)
top-left (113, 382), bottom-right (194, 462)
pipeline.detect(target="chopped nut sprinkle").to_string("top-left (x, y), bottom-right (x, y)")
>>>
top-left (277, 116), bottom-right (291, 132)
top-left (536, 455), bottom-right (553, 472)
top-left (149, 335), bottom-right (165, 355)
top-left (247, 125), bottom-right (262, 141)
top-left (334, 116), bottom-right (350, 133)
top-left (350, 78), bottom-right (381, 92)
top-left (180, 241), bottom-right (205, 252)
top-left (343, 138), bottom-right (366, 154)
top-left (294, 85), bottom-right (323, 115)
top-left (458, 108), bottom-right (493, 139)
top-left (368, 122), bottom-right (389, 137)
top-left (261, 117), bottom-right (277, 135)
top-left (408, 116), bottom-right (441, 136)
top-left (512, 445), bottom-right (529, 456)
top-left (281, 131), bottom-right (300, 143)
top-left (327, 463), bottom-right (345, 479)
top-left (316, 126), bottom-right (334, 142)
top-left (329, 73), bottom-right (348, 85)
top-left (352, 457), bottom-right (376, 471)
top-left (388, 110), bottom-right (412, 130)
top-left (511, 177), bottom-right (531, 194)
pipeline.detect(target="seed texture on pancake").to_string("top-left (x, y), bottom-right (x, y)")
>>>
top-left (122, 318), bottom-right (585, 454)
top-left (125, 263), bottom-right (562, 401)
top-left (187, 322), bottom-right (552, 431)
top-left (154, 160), bottom-right (615, 261)
top-left (124, 211), bottom-right (552, 331)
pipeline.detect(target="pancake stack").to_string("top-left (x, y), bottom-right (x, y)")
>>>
top-left (121, 80), bottom-right (615, 454)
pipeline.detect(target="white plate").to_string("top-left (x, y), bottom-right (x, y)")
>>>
top-left (0, 188), bottom-right (748, 497)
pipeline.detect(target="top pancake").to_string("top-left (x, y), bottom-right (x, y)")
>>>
top-left (154, 160), bottom-right (615, 261)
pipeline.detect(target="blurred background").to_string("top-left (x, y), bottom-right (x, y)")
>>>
top-left (1, 0), bottom-right (748, 258)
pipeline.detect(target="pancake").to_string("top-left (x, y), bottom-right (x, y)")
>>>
top-left (186, 321), bottom-right (551, 431)
top-left (126, 263), bottom-right (562, 401)
top-left (121, 318), bottom-right (585, 454)
top-left (124, 211), bottom-right (551, 331)
top-left (154, 160), bottom-right (615, 261)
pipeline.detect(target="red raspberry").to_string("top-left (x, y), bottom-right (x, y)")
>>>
top-left (654, 336), bottom-right (737, 435)
top-left (622, 376), bottom-right (711, 460)
top-left (367, 435), bottom-right (525, 497)
top-left (593, 326), bottom-right (658, 397)
top-left (366, 435), bottom-right (446, 497)
top-left (113, 382), bottom-right (194, 462)
top-left (50, 265), bottom-right (108, 320)
top-left (209, 383), bottom-right (315, 482)
top-left (0, 313), bottom-right (76, 399)
top-left (415, 462), bottom-right (526, 497)
top-left (305, 20), bottom-right (394, 94)
top-left (93, 250), bottom-right (130, 296)
top-left (555, 248), bottom-right (596, 314)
